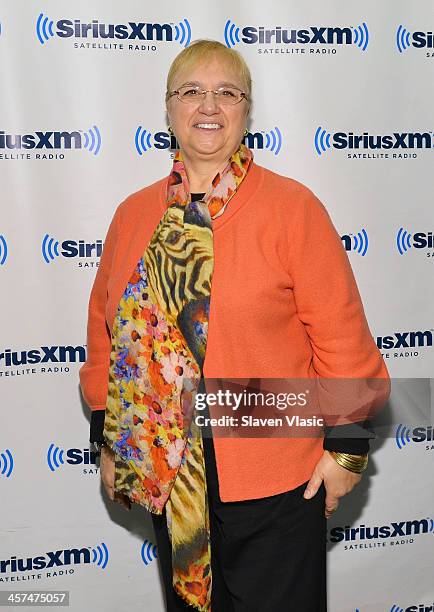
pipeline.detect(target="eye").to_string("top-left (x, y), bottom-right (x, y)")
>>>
top-left (220, 88), bottom-right (237, 97)
top-left (181, 88), bottom-right (200, 97)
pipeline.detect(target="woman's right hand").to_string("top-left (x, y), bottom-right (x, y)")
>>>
top-left (100, 445), bottom-right (131, 510)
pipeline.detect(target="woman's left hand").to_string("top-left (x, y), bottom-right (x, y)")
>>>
top-left (303, 450), bottom-right (362, 518)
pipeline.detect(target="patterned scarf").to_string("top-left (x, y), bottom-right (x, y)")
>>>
top-left (103, 142), bottom-right (253, 610)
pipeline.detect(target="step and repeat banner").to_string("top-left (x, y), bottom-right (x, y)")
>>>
top-left (1, 1), bottom-right (433, 611)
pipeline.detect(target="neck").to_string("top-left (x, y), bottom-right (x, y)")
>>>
top-left (181, 150), bottom-right (231, 192)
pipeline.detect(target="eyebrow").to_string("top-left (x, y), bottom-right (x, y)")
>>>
top-left (178, 80), bottom-right (243, 90)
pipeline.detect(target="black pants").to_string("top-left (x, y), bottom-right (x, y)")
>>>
top-left (151, 427), bottom-right (327, 612)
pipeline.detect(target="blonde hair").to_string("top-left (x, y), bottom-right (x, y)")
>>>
top-left (165, 39), bottom-right (252, 102)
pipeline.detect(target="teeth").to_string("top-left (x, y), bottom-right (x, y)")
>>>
top-left (194, 123), bottom-right (222, 129)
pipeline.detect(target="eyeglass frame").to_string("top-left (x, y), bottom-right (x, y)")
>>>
top-left (167, 84), bottom-right (249, 106)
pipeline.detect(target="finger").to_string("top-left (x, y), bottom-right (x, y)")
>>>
top-left (325, 510), bottom-right (337, 519)
top-left (325, 497), bottom-right (338, 514)
top-left (325, 502), bottom-right (338, 518)
top-left (303, 475), bottom-right (323, 499)
top-left (105, 485), bottom-right (114, 500)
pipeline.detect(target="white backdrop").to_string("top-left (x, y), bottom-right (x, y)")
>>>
top-left (1, 1), bottom-right (433, 611)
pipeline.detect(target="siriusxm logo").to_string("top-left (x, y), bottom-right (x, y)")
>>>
top-left (224, 19), bottom-right (369, 50)
top-left (329, 516), bottom-right (434, 543)
top-left (1, 543), bottom-right (109, 573)
top-left (36, 14), bottom-right (191, 47)
top-left (0, 449), bottom-right (14, 478)
top-left (0, 126), bottom-right (101, 155)
top-left (391, 602), bottom-right (434, 612)
top-left (341, 229), bottom-right (369, 256)
top-left (396, 25), bottom-right (434, 53)
top-left (396, 228), bottom-right (434, 255)
top-left (42, 234), bottom-right (103, 263)
top-left (0, 234), bottom-right (7, 265)
top-left (0, 345), bottom-right (86, 366)
top-left (314, 127), bottom-right (434, 155)
top-left (376, 330), bottom-right (433, 350)
top-left (47, 444), bottom-right (98, 471)
top-left (135, 127), bottom-right (283, 155)
top-left (141, 540), bottom-right (158, 566)
top-left (395, 424), bottom-right (434, 450)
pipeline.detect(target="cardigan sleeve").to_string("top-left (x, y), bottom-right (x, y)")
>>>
top-left (287, 187), bottom-right (390, 454)
top-left (79, 204), bottom-right (122, 442)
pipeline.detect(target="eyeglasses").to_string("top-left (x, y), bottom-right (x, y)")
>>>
top-left (167, 85), bottom-right (248, 106)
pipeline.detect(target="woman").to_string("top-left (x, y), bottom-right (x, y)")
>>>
top-left (79, 40), bottom-right (390, 611)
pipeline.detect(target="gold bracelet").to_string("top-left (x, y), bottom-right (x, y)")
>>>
top-left (328, 451), bottom-right (369, 474)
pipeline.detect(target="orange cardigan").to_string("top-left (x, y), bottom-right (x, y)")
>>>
top-left (79, 161), bottom-right (390, 501)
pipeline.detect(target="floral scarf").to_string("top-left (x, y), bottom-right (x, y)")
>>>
top-left (103, 142), bottom-right (253, 610)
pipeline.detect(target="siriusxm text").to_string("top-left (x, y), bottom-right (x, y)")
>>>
top-left (330, 518), bottom-right (433, 542)
top-left (55, 20), bottom-right (172, 40)
top-left (0, 346), bottom-right (86, 366)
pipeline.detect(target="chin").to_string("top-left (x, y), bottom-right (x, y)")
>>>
top-left (191, 142), bottom-right (225, 156)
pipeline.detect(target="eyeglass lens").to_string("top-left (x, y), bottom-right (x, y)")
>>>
top-left (177, 86), bottom-right (244, 104)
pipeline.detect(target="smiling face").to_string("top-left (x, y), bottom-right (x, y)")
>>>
top-left (166, 54), bottom-right (250, 165)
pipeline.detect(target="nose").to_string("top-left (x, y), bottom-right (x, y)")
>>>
top-left (197, 91), bottom-right (220, 114)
